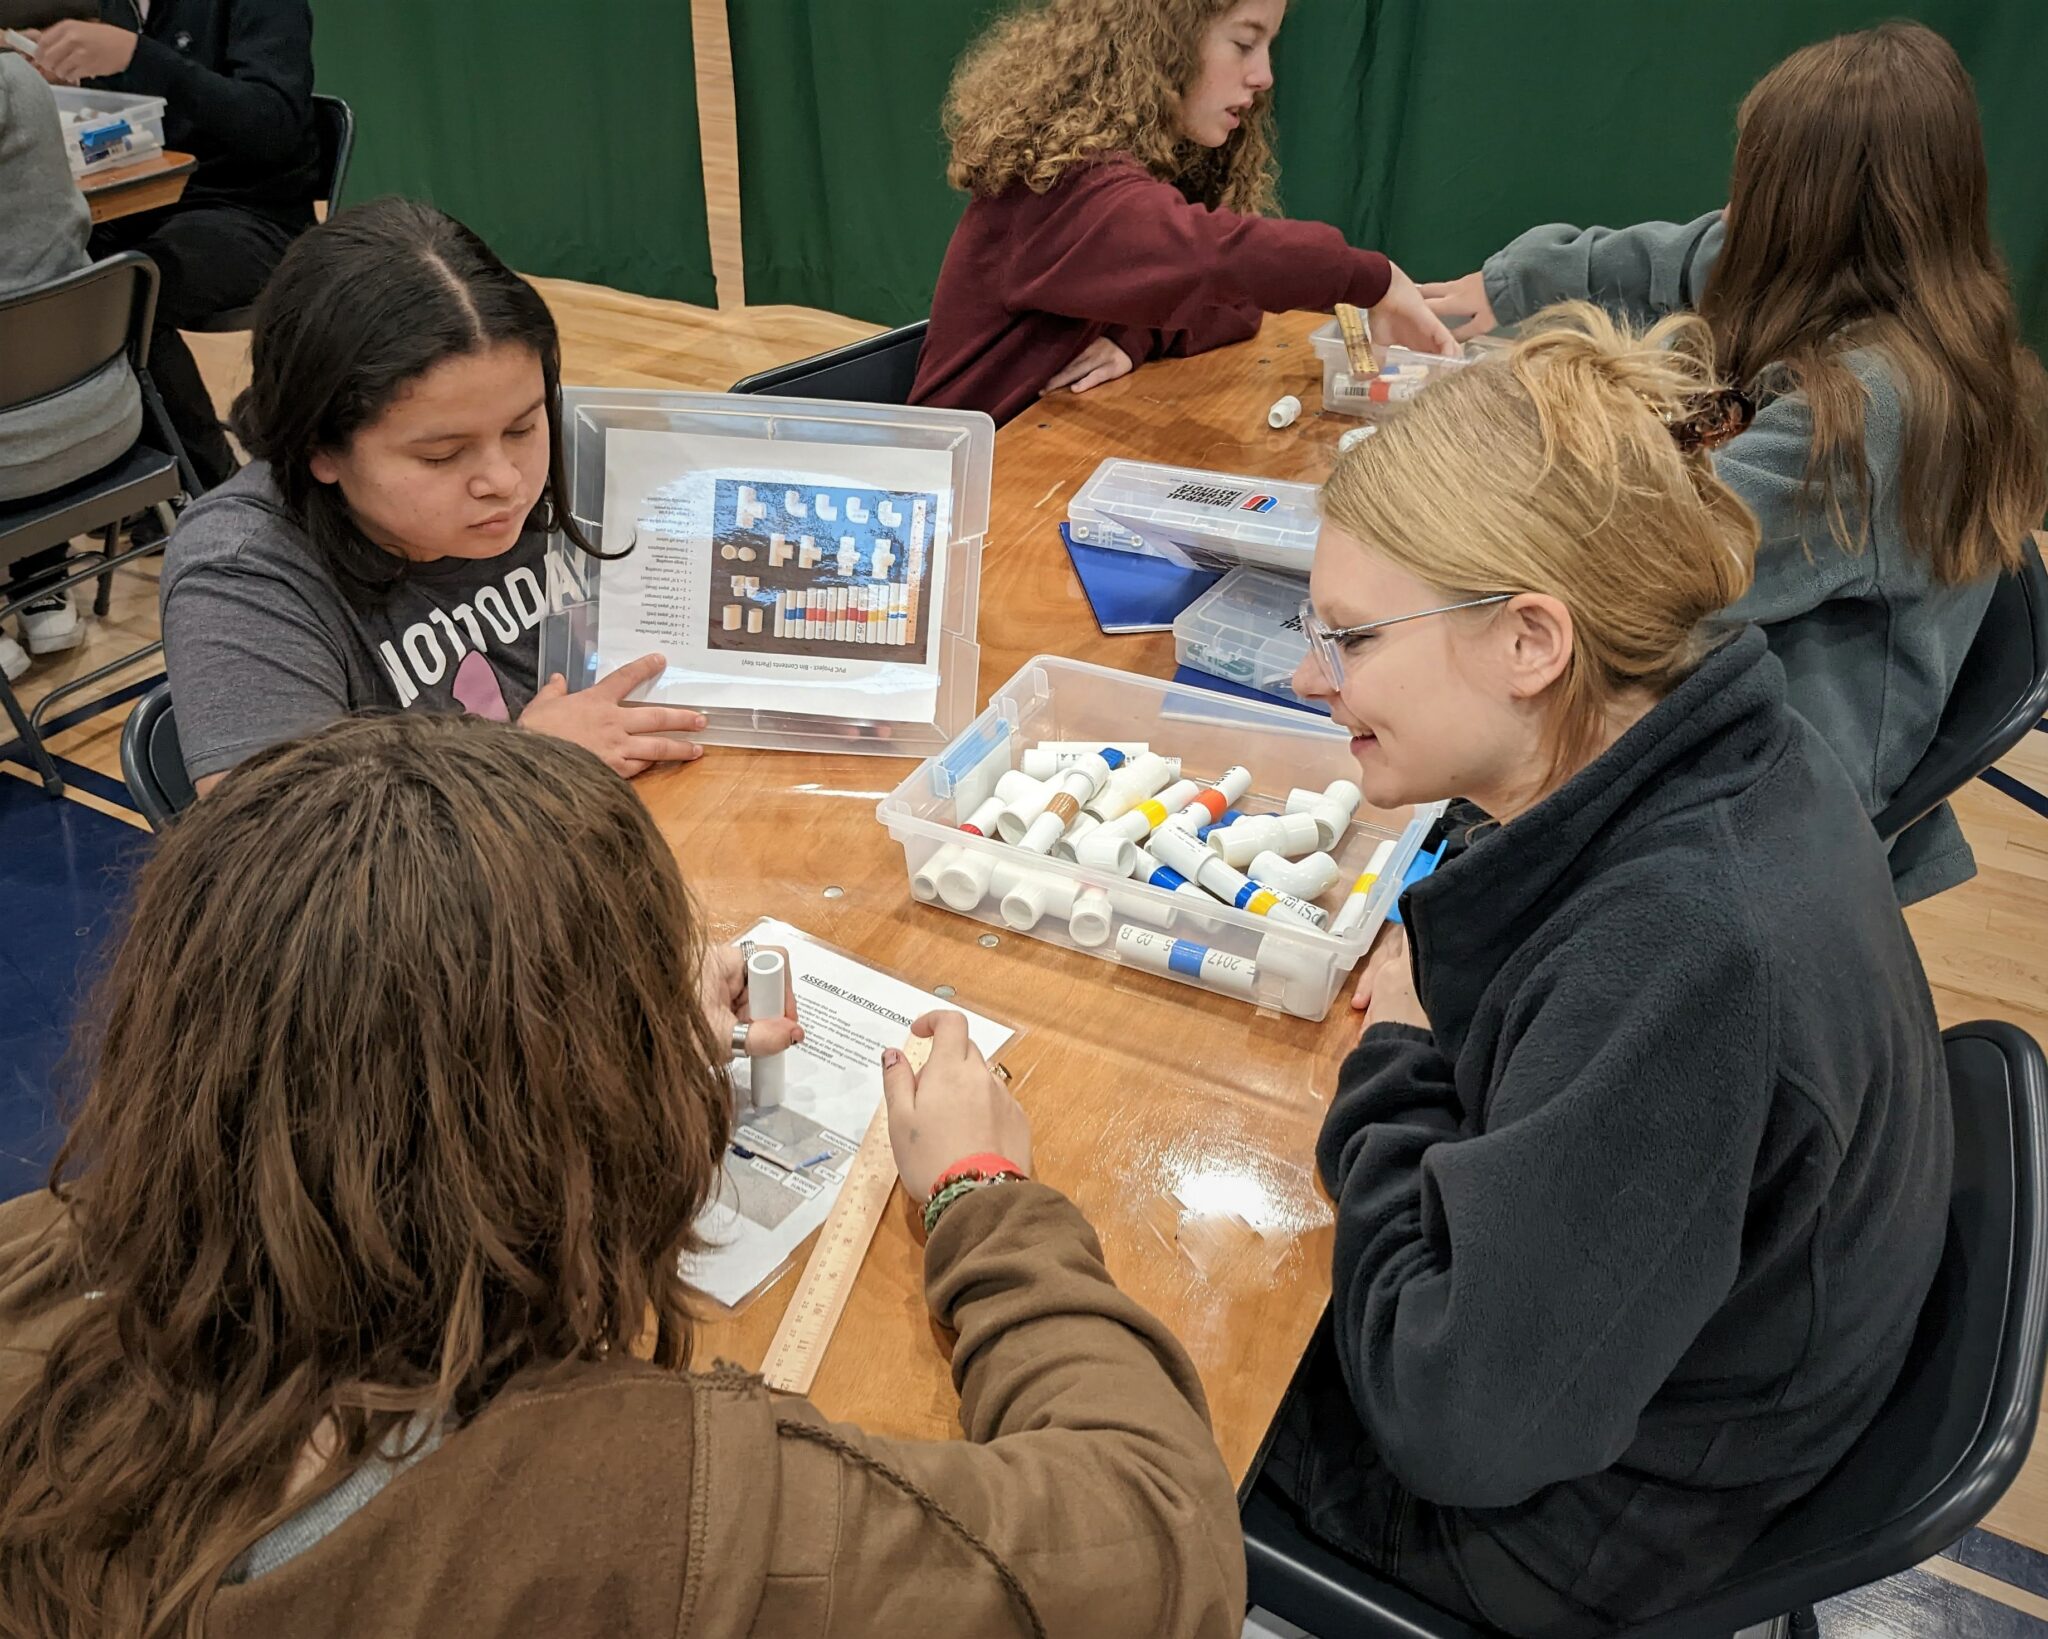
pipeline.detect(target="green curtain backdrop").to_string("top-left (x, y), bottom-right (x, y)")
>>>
top-left (728, 0), bottom-right (2048, 355)
top-left (311, 1), bottom-right (716, 306)
top-left (726, 0), bottom-right (1009, 323)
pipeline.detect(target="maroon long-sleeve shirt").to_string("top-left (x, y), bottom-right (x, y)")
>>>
top-left (910, 154), bottom-right (1393, 425)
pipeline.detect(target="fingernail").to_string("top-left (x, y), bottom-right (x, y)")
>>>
top-left (792, 1027), bottom-right (805, 1045)
top-left (881, 1048), bottom-right (901, 1069)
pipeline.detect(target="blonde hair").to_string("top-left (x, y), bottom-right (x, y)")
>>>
top-left (944, 0), bottom-right (1278, 213)
top-left (1320, 303), bottom-right (1761, 782)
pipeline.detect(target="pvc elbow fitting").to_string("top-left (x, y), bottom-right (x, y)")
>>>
top-left (1285, 780), bottom-right (1364, 849)
top-left (1000, 868), bottom-right (1078, 931)
top-left (1247, 848), bottom-right (1341, 900)
top-left (1069, 886), bottom-right (1114, 947)
top-left (1209, 811), bottom-right (1321, 868)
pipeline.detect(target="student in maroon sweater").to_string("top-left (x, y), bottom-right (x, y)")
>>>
top-left (912, 0), bottom-right (1454, 425)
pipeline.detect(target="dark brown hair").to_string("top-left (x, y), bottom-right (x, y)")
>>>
top-left (1699, 20), bottom-right (2048, 583)
top-left (0, 714), bottom-right (731, 1636)
top-left (231, 198), bottom-right (607, 591)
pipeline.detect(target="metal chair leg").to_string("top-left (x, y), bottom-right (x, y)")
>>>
top-left (95, 520), bottom-right (118, 617)
top-left (28, 639), bottom-right (162, 733)
top-left (0, 671), bottom-right (63, 795)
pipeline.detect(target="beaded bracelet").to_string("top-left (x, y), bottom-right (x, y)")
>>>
top-left (930, 1152), bottom-right (1027, 1196)
top-left (923, 1170), bottom-right (1027, 1238)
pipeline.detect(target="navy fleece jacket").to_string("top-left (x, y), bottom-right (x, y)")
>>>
top-left (1310, 625), bottom-right (1951, 1624)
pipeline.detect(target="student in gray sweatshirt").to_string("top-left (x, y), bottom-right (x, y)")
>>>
top-left (0, 51), bottom-right (142, 680)
top-left (1421, 22), bottom-right (2048, 904)
top-left (162, 200), bottom-right (710, 795)
top-left (1271, 304), bottom-right (1951, 1636)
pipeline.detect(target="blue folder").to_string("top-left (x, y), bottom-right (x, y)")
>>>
top-left (1061, 525), bottom-right (1219, 633)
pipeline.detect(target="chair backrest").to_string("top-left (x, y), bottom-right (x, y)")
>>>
top-left (728, 320), bottom-right (929, 405)
top-left (1874, 537), bottom-right (2048, 842)
top-left (118, 683), bottom-right (196, 831)
top-left (1625, 1019), bottom-right (2048, 1638)
top-left (311, 93), bottom-right (355, 210)
top-left (0, 253), bottom-right (157, 417)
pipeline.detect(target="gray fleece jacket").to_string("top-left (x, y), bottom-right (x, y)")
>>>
top-left (1302, 626), bottom-right (1951, 1631)
top-left (0, 53), bottom-right (142, 503)
top-left (1484, 210), bottom-right (1994, 903)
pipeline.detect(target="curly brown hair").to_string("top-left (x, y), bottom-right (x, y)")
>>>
top-left (0, 714), bottom-right (733, 1636)
top-left (944, 0), bottom-right (1279, 212)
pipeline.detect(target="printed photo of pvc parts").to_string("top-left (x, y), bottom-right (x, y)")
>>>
top-left (708, 478), bottom-right (937, 662)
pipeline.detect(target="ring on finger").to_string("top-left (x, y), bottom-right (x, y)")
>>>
top-left (729, 1020), bottom-right (751, 1057)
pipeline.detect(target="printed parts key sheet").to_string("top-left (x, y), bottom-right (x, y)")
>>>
top-left (596, 428), bottom-right (954, 723)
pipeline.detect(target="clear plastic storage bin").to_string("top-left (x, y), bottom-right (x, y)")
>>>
top-left (52, 87), bottom-right (166, 177)
top-left (1173, 568), bottom-right (1321, 711)
top-left (1309, 322), bottom-right (1506, 419)
top-left (877, 655), bottom-right (1443, 1020)
top-left (1066, 458), bottom-right (1320, 574)
top-left (540, 388), bottom-right (991, 759)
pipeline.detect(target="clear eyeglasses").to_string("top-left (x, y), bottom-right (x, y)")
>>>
top-left (1298, 594), bottom-right (1514, 689)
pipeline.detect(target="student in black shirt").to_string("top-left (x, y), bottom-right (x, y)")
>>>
top-left (1271, 305), bottom-right (1951, 1634)
top-left (28, 0), bottom-right (319, 502)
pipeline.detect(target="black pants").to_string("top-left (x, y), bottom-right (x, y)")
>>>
top-left (1260, 1329), bottom-right (1603, 1639)
top-left (8, 547), bottom-right (68, 597)
top-left (90, 201), bottom-right (305, 492)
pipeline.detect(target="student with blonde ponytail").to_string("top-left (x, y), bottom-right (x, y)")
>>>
top-left (1423, 21), bottom-right (2048, 901)
top-left (1267, 305), bottom-right (1951, 1636)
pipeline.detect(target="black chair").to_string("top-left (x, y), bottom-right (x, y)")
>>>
top-left (1874, 535), bottom-right (2048, 844)
top-left (729, 319), bottom-right (929, 405)
top-left (192, 93), bottom-right (356, 335)
top-left (118, 680), bottom-right (193, 830)
top-left (1244, 1018), bottom-right (2048, 1639)
top-left (0, 253), bottom-right (198, 795)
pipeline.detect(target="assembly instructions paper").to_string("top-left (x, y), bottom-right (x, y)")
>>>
top-left (595, 428), bottom-right (954, 723)
top-left (684, 918), bottom-right (1012, 1308)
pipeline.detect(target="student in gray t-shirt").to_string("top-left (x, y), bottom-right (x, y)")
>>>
top-left (1414, 21), bottom-right (2048, 904)
top-left (161, 198), bottom-right (709, 792)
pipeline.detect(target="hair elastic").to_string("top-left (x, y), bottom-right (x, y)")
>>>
top-left (1665, 386), bottom-right (1756, 454)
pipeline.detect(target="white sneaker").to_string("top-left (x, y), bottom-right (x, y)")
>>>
top-left (0, 631), bottom-right (25, 682)
top-left (20, 590), bottom-right (81, 655)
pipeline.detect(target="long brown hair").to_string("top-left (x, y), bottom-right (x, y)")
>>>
top-left (0, 715), bottom-right (732, 1636)
top-left (944, 0), bottom-right (1278, 213)
top-left (1699, 21), bottom-right (2048, 583)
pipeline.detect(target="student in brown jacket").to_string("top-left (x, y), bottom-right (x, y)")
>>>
top-left (0, 713), bottom-right (1244, 1638)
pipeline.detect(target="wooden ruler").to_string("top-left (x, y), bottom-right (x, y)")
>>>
top-left (759, 1034), bottom-right (925, 1394)
top-left (1335, 301), bottom-right (1375, 373)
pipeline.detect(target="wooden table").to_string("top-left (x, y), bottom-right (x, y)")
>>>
top-left (660, 311), bottom-right (1357, 1485)
top-left (78, 149), bottom-right (194, 224)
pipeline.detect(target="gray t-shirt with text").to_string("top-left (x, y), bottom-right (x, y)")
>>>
top-left (161, 463), bottom-right (554, 781)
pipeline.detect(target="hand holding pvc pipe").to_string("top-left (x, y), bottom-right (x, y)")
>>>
top-left (702, 940), bottom-right (805, 1058)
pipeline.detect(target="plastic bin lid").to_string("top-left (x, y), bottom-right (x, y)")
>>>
top-left (1068, 458), bottom-right (1320, 574)
top-left (1174, 567), bottom-right (1312, 695)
